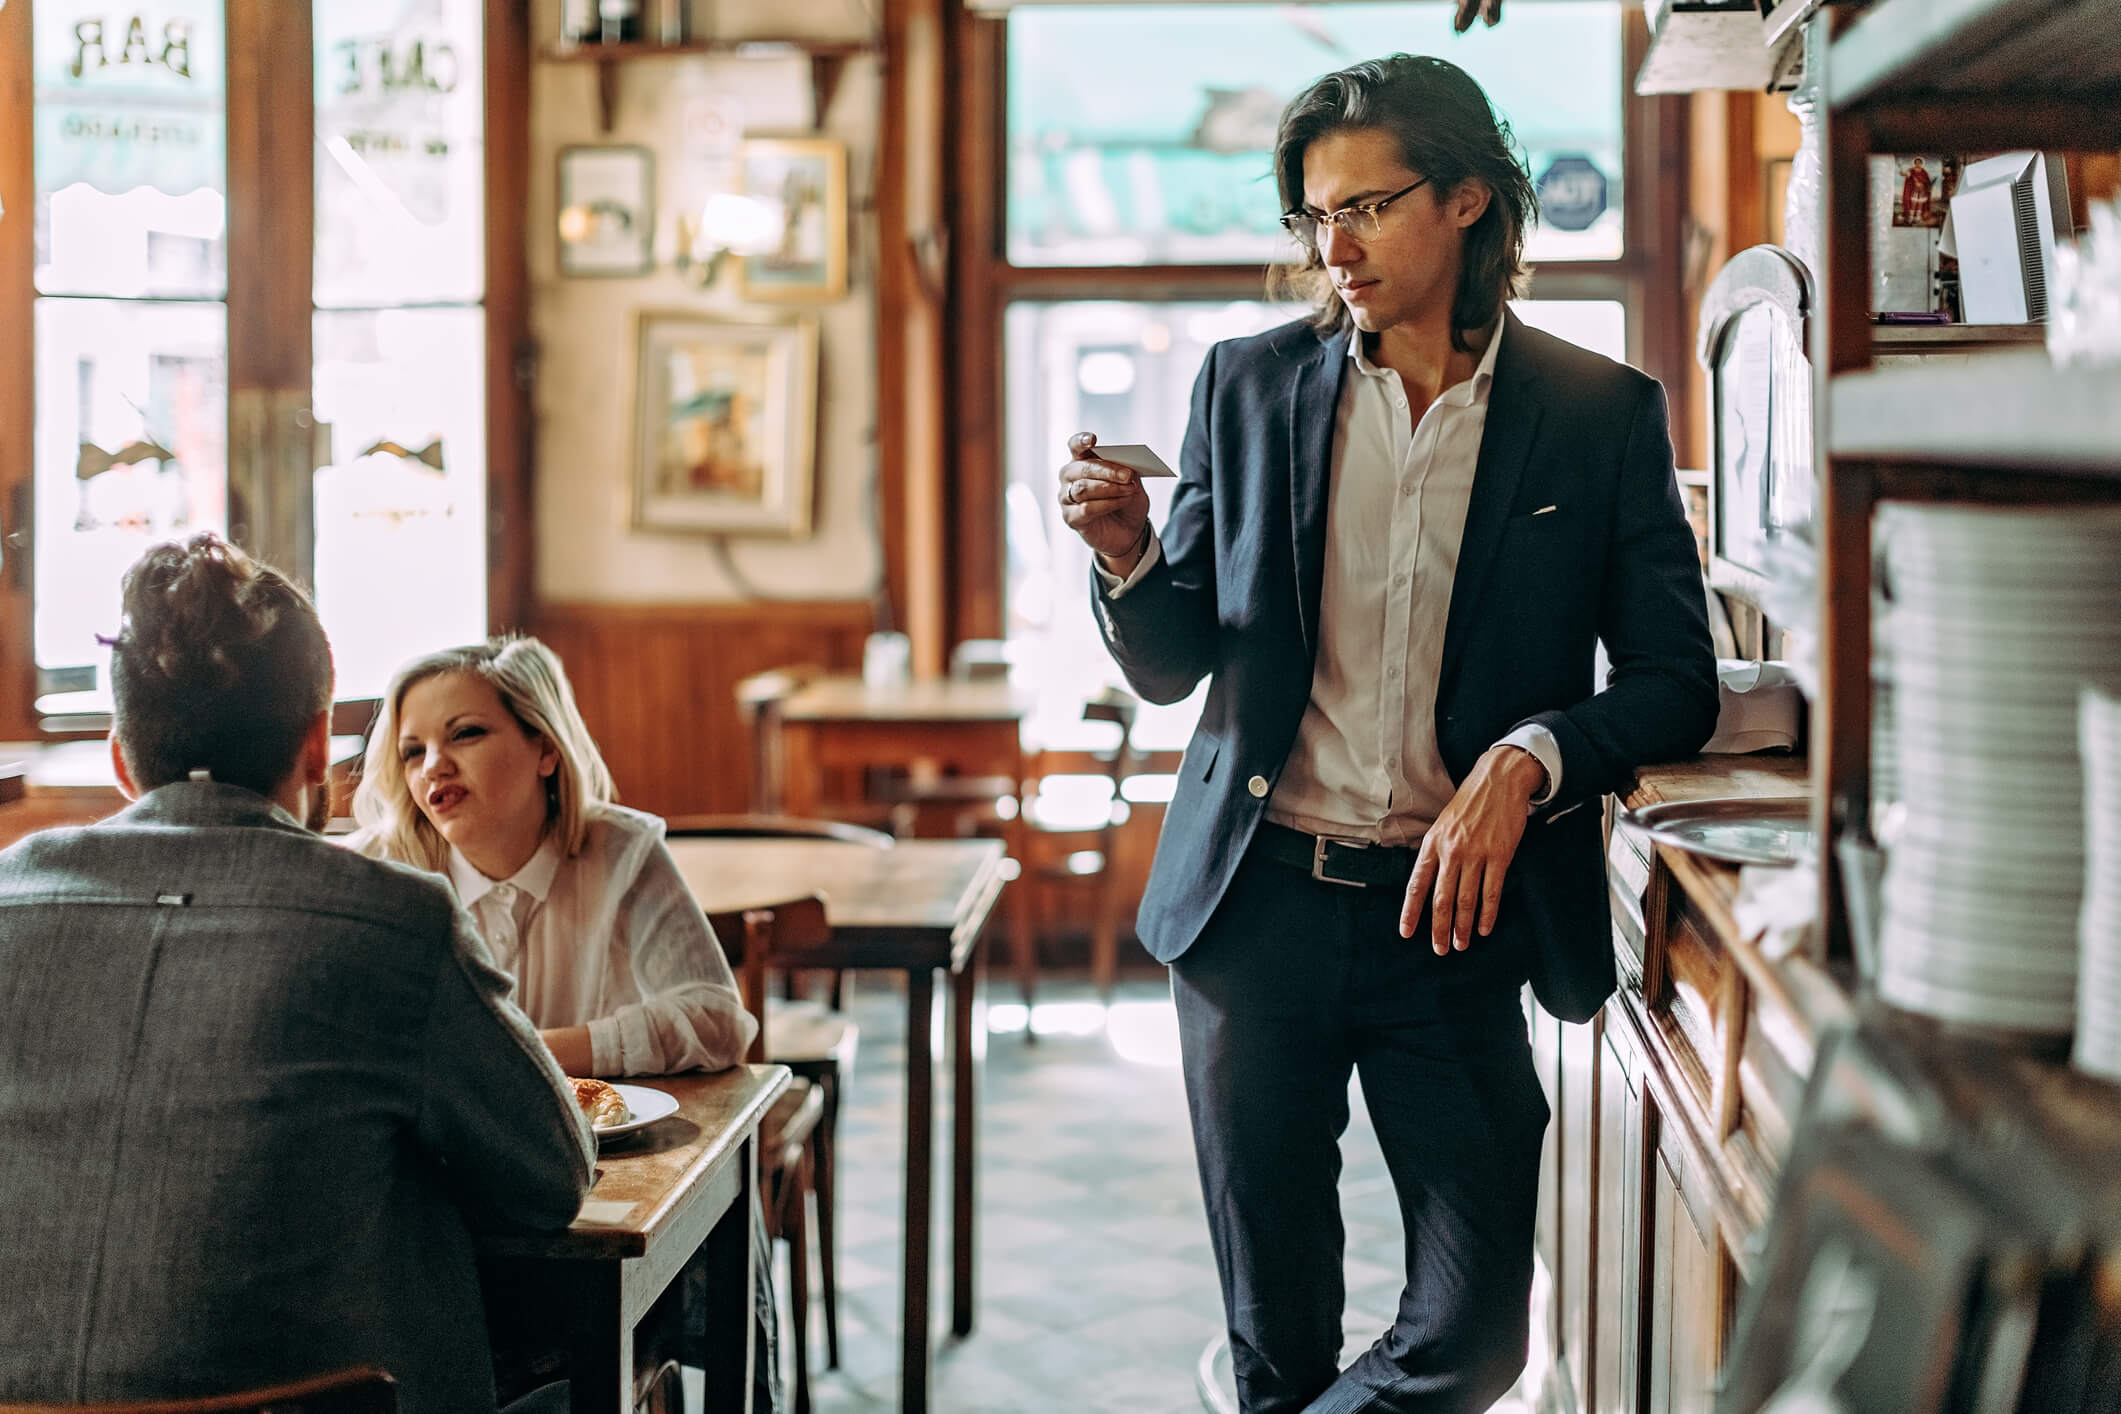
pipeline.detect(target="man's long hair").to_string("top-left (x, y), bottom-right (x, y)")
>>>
top-left (1270, 54), bottom-right (1537, 353)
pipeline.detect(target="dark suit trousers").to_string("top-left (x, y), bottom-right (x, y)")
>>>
top-left (1172, 843), bottom-right (1551, 1414)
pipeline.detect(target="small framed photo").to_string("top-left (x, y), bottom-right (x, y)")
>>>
top-left (738, 137), bottom-right (848, 301)
top-left (632, 312), bottom-right (819, 538)
top-left (557, 145), bottom-right (654, 277)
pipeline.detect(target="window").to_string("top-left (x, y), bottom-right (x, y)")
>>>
top-left (0, 0), bottom-right (520, 731)
top-left (1006, 3), bottom-right (1626, 267)
top-left (956, 1), bottom-right (1675, 731)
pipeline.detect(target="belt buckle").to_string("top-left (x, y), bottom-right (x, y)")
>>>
top-left (1310, 833), bottom-right (1370, 887)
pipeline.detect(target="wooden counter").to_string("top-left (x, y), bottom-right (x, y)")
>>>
top-left (1535, 753), bottom-right (1853, 1414)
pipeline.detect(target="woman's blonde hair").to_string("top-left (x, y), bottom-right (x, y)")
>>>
top-left (351, 635), bottom-right (615, 874)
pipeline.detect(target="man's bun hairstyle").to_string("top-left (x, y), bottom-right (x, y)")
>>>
top-left (109, 533), bottom-right (333, 796)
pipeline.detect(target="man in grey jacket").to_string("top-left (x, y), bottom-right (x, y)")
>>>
top-left (0, 535), bottom-right (594, 1412)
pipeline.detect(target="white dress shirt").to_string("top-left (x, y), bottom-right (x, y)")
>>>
top-left (447, 802), bottom-right (757, 1077)
top-left (1101, 320), bottom-right (1560, 845)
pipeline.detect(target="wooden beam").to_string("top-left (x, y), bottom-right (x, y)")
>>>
top-left (487, 0), bottom-right (536, 631)
top-left (224, 0), bottom-right (315, 579)
top-left (947, 13), bottom-right (1006, 645)
top-left (0, 0), bottom-right (37, 737)
top-left (879, 0), bottom-right (950, 668)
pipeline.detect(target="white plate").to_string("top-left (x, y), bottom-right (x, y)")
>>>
top-left (594, 1083), bottom-right (681, 1140)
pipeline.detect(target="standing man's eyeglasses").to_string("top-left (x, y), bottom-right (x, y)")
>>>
top-left (1279, 176), bottom-right (1434, 253)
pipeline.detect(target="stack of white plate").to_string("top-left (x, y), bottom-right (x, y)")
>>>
top-left (2078, 687), bottom-right (2121, 1081)
top-left (1875, 504), bottom-right (2121, 1034)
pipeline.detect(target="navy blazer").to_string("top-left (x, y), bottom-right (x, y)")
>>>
top-left (1093, 310), bottom-right (1717, 1022)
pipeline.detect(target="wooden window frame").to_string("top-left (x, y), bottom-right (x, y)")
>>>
top-left (0, 0), bottom-right (532, 741)
top-left (941, 4), bottom-right (1690, 646)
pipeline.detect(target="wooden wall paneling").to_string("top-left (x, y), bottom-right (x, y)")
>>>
top-left (486, 0), bottom-right (535, 632)
top-left (1534, 1006), bottom-right (1565, 1374)
top-left (528, 602), bottom-right (871, 819)
top-left (1594, 1017), bottom-right (1643, 1414)
top-left (1561, 1013), bottom-right (1599, 1408)
top-left (0, 0), bottom-right (35, 737)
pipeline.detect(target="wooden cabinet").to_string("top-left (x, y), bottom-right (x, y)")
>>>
top-left (1535, 755), bottom-right (1847, 1414)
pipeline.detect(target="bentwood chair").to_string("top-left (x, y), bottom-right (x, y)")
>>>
top-left (673, 817), bottom-right (871, 1386)
top-left (0, 1368), bottom-right (398, 1413)
top-left (710, 896), bottom-right (836, 1414)
top-left (1015, 687), bottom-right (1142, 1002)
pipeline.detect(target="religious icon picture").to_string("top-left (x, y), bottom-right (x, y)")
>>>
top-left (1891, 154), bottom-right (1949, 229)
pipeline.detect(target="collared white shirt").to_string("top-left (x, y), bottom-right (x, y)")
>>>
top-left (1101, 320), bottom-right (1559, 845)
top-left (447, 803), bottom-right (756, 1077)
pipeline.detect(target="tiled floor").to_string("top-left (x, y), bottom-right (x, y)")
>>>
top-left (746, 972), bottom-right (1540, 1414)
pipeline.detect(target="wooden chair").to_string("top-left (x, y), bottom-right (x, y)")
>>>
top-left (709, 897), bottom-right (838, 1414)
top-left (666, 814), bottom-right (889, 1007)
top-left (664, 813), bottom-right (895, 850)
top-left (0, 1368), bottom-right (397, 1413)
top-left (1015, 687), bottom-right (1142, 1003)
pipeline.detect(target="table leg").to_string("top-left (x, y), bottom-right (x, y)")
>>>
top-left (562, 1265), bottom-right (632, 1414)
top-left (698, 1138), bottom-right (759, 1414)
top-left (902, 967), bottom-right (936, 1413)
top-left (950, 937), bottom-right (979, 1338)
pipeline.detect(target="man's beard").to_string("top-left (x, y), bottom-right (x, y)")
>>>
top-left (305, 783), bottom-right (333, 833)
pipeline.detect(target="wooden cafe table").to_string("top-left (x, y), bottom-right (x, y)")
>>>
top-left (772, 675), bottom-right (1034, 997)
top-left (665, 836), bottom-right (1009, 1414)
top-left (478, 1065), bottom-right (790, 1414)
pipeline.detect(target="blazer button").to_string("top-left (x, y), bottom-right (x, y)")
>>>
top-left (1247, 775), bottom-right (1269, 798)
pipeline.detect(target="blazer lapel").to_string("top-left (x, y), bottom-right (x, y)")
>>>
top-left (1440, 310), bottom-right (1544, 691)
top-left (1289, 328), bottom-right (1351, 660)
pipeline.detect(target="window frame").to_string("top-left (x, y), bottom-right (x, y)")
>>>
top-left (0, 0), bottom-right (532, 740)
top-left (942, 3), bottom-right (1690, 646)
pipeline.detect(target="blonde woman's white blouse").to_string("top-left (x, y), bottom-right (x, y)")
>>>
top-left (442, 803), bottom-right (757, 1077)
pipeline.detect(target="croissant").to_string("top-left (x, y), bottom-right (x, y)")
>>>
top-left (570, 1077), bottom-right (631, 1128)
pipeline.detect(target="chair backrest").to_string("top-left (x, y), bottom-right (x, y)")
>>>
top-left (704, 895), bottom-right (832, 1063)
top-left (733, 663), bottom-right (825, 813)
top-left (664, 813), bottom-right (894, 849)
top-left (1080, 687), bottom-right (1142, 789)
top-left (0, 1368), bottom-right (398, 1414)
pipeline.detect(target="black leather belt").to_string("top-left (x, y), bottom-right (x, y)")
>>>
top-left (1255, 821), bottom-right (1418, 889)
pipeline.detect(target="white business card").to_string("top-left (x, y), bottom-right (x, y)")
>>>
top-left (1089, 443), bottom-right (1176, 478)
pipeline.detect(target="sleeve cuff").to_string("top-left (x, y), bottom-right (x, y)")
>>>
top-left (586, 1016), bottom-right (623, 1078)
top-left (1092, 529), bottom-right (1162, 598)
top-left (1496, 724), bottom-right (1563, 808)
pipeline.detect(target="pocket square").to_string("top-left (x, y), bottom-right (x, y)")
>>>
top-left (1531, 504), bottom-right (1559, 516)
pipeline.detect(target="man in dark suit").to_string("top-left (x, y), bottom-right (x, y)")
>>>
top-left (1059, 55), bottom-right (1716, 1414)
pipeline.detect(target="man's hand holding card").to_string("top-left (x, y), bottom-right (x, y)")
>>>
top-left (1057, 431), bottom-right (1161, 574)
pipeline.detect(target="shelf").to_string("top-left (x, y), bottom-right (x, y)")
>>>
top-left (1830, 0), bottom-right (2121, 111)
top-left (542, 38), bottom-right (873, 63)
top-left (1830, 352), bottom-right (2121, 478)
top-left (1868, 322), bottom-right (2045, 349)
top-left (541, 36), bottom-right (875, 132)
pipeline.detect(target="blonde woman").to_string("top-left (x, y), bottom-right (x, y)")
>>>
top-left (350, 636), bottom-right (755, 1076)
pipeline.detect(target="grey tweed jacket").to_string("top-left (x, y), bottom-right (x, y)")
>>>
top-left (0, 782), bottom-right (595, 1411)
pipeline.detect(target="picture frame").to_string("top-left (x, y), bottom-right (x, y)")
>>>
top-left (557, 145), bottom-right (654, 277)
top-left (631, 313), bottom-right (819, 538)
top-left (737, 137), bottom-right (848, 301)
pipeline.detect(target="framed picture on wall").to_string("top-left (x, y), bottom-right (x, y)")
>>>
top-left (631, 313), bottom-right (819, 537)
top-left (558, 145), bottom-right (655, 276)
top-left (737, 137), bottom-right (848, 301)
